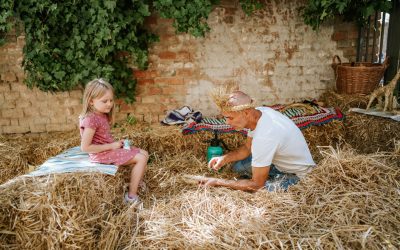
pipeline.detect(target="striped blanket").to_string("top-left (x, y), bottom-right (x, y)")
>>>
top-left (25, 146), bottom-right (118, 177)
top-left (182, 104), bottom-right (344, 135)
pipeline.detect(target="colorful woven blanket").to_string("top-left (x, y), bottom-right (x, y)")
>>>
top-left (182, 104), bottom-right (344, 135)
top-left (26, 146), bottom-right (118, 177)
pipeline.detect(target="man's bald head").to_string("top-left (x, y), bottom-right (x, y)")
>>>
top-left (227, 91), bottom-right (253, 108)
top-left (211, 85), bottom-right (255, 112)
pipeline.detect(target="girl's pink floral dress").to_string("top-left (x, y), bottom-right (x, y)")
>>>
top-left (80, 113), bottom-right (140, 165)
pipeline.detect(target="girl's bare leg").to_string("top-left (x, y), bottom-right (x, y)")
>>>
top-left (123, 149), bottom-right (149, 197)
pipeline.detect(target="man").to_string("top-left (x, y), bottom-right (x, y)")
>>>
top-left (199, 87), bottom-right (315, 192)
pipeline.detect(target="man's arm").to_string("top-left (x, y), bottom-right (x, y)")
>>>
top-left (199, 166), bottom-right (270, 192)
top-left (208, 137), bottom-right (252, 171)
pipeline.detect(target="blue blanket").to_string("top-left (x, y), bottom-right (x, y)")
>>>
top-left (26, 146), bottom-right (118, 177)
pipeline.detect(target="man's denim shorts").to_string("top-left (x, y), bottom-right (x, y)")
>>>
top-left (232, 156), bottom-right (300, 191)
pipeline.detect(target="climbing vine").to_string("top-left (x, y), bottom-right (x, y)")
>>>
top-left (0, 0), bottom-right (14, 46)
top-left (154, 0), bottom-right (219, 37)
top-left (239, 0), bottom-right (264, 16)
top-left (301, 0), bottom-right (392, 30)
top-left (0, 0), bottom-right (265, 102)
top-left (1, 0), bottom-right (156, 103)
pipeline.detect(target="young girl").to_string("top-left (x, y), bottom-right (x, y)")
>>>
top-left (79, 78), bottom-right (148, 205)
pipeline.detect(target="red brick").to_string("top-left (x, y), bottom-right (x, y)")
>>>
top-left (136, 85), bottom-right (147, 95)
top-left (176, 51), bottom-right (190, 61)
top-left (148, 104), bottom-right (166, 113)
top-left (332, 31), bottom-right (347, 41)
top-left (119, 103), bottom-right (134, 112)
top-left (162, 86), bottom-right (187, 95)
top-left (142, 96), bottom-right (158, 104)
top-left (133, 70), bottom-right (158, 78)
top-left (348, 31), bottom-right (359, 39)
top-left (176, 68), bottom-right (194, 77)
top-left (149, 87), bottom-right (162, 95)
top-left (1, 71), bottom-right (17, 82)
top-left (2, 43), bottom-right (17, 50)
top-left (223, 7), bottom-right (237, 15)
top-left (135, 96), bottom-right (142, 103)
top-left (145, 16), bottom-right (158, 26)
top-left (134, 104), bottom-right (151, 114)
top-left (158, 18), bottom-right (174, 26)
top-left (137, 79), bottom-right (155, 85)
top-left (159, 51), bottom-right (176, 60)
top-left (154, 77), bottom-right (184, 85)
top-left (17, 36), bottom-right (25, 47)
top-left (160, 34), bottom-right (178, 43)
top-left (114, 99), bottom-right (124, 105)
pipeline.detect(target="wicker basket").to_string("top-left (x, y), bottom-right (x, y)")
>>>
top-left (331, 55), bottom-right (389, 94)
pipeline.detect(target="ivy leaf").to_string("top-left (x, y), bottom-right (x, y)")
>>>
top-left (138, 4), bottom-right (150, 16)
top-left (104, 1), bottom-right (116, 11)
top-left (54, 70), bottom-right (66, 80)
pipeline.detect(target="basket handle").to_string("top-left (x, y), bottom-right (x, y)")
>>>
top-left (382, 56), bottom-right (389, 69)
top-left (332, 55), bottom-right (341, 65)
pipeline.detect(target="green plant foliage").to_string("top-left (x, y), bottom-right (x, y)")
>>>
top-left (0, 0), bottom-right (268, 102)
top-left (239, 0), bottom-right (264, 16)
top-left (154, 0), bottom-right (220, 37)
top-left (0, 0), bottom-right (14, 46)
top-left (1, 0), bottom-right (158, 103)
top-left (302, 0), bottom-right (392, 30)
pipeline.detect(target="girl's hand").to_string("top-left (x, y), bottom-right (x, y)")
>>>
top-left (111, 140), bottom-right (123, 150)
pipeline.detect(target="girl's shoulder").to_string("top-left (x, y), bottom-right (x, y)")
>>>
top-left (79, 112), bottom-right (102, 125)
top-left (80, 112), bottom-right (95, 121)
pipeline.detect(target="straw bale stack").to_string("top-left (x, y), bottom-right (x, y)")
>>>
top-left (344, 113), bottom-right (400, 155)
top-left (134, 147), bottom-right (399, 249)
top-left (0, 173), bottom-right (139, 249)
top-left (0, 135), bottom-right (31, 185)
top-left (320, 91), bottom-right (369, 112)
top-left (319, 91), bottom-right (399, 154)
top-left (0, 119), bottom-right (399, 249)
top-left (302, 120), bottom-right (345, 162)
top-left (0, 131), bottom-right (80, 185)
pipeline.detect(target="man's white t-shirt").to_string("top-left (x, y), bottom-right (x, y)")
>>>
top-left (248, 107), bottom-right (315, 178)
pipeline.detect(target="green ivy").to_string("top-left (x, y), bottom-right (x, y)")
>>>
top-left (239, 0), bottom-right (264, 16)
top-left (0, 0), bottom-right (14, 46)
top-left (0, 0), bottom-right (266, 102)
top-left (154, 0), bottom-right (220, 37)
top-left (302, 0), bottom-right (392, 30)
top-left (1, 0), bottom-right (157, 103)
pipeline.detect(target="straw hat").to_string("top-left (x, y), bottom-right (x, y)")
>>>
top-left (211, 83), bottom-right (256, 112)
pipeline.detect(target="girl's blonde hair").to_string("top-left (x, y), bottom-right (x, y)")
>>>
top-left (80, 78), bottom-right (115, 124)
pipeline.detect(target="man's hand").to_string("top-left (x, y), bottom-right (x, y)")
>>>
top-left (208, 156), bottom-right (226, 172)
top-left (198, 177), bottom-right (221, 187)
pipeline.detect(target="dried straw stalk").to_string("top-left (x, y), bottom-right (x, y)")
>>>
top-left (0, 121), bottom-right (399, 249)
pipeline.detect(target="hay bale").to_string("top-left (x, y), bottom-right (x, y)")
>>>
top-left (320, 91), bottom-right (369, 112)
top-left (0, 173), bottom-right (139, 249)
top-left (0, 135), bottom-right (30, 185)
top-left (302, 120), bottom-right (345, 162)
top-left (113, 124), bottom-right (246, 159)
top-left (134, 147), bottom-right (400, 249)
top-left (0, 131), bottom-right (80, 185)
top-left (344, 113), bottom-right (400, 154)
top-left (0, 120), bottom-right (398, 249)
top-left (27, 131), bottom-right (80, 166)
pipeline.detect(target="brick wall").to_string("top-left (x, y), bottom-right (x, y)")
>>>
top-left (332, 16), bottom-right (381, 64)
top-left (1, 0), bottom-right (355, 134)
top-left (332, 19), bottom-right (359, 63)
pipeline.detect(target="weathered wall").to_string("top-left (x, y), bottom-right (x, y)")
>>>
top-left (0, 35), bottom-right (82, 133)
top-left (1, 0), bottom-right (351, 134)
